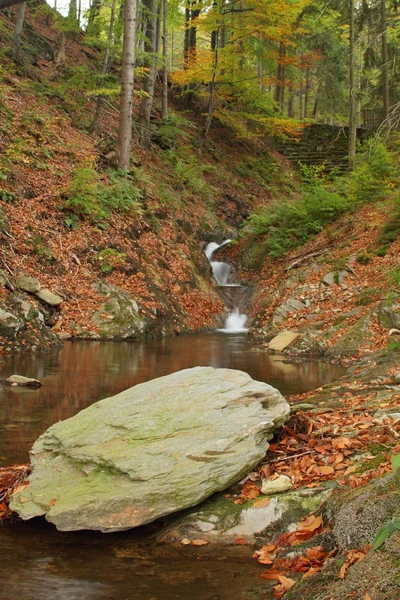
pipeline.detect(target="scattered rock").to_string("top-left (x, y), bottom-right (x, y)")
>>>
top-left (3, 375), bottom-right (42, 387)
top-left (90, 284), bottom-right (147, 339)
top-left (321, 271), bottom-right (350, 287)
top-left (261, 474), bottom-right (293, 495)
top-left (378, 295), bottom-right (400, 330)
top-left (159, 488), bottom-right (330, 545)
top-left (0, 307), bottom-right (23, 337)
top-left (11, 367), bottom-right (290, 532)
top-left (269, 331), bottom-right (300, 352)
top-left (16, 275), bottom-right (41, 294)
top-left (35, 288), bottom-right (63, 307)
top-left (0, 294), bottom-right (61, 352)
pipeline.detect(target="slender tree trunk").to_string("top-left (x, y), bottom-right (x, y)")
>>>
top-left (117, 0), bottom-right (138, 169)
top-left (381, 0), bottom-right (389, 119)
top-left (298, 82), bottom-right (303, 119)
top-left (348, 0), bottom-right (357, 165)
top-left (54, 30), bottom-right (66, 67)
top-left (88, 0), bottom-right (117, 133)
top-left (77, 0), bottom-right (81, 24)
top-left (11, 1), bottom-right (26, 61)
top-left (274, 42), bottom-right (285, 113)
top-left (170, 28), bottom-right (174, 70)
top-left (138, 0), bottom-right (158, 148)
top-left (161, 0), bottom-right (168, 120)
top-left (304, 67), bottom-right (310, 119)
top-left (287, 91), bottom-right (294, 118)
top-left (68, 0), bottom-right (78, 25)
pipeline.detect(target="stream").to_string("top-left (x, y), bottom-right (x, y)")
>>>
top-left (0, 334), bottom-right (345, 600)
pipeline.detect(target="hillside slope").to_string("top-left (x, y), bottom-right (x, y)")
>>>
top-left (0, 1), bottom-right (293, 355)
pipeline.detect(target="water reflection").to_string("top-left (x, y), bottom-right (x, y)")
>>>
top-left (0, 334), bottom-right (345, 600)
top-left (0, 333), bottom-right (344, 466)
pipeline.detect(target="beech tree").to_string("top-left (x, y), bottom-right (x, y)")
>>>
top-left (117, 0), bottom-right (138, 169)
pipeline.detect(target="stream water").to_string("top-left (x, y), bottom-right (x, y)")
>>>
top-left (0, 335), bottom-right (345, 600)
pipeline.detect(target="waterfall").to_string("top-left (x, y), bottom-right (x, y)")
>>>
top-left (204, 240), bottom-right (249, 334)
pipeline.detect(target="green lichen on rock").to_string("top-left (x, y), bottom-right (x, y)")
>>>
top-left (90, 283), bottom-right (148, 339)
top-left (11, 367), bottom-right (290, 532)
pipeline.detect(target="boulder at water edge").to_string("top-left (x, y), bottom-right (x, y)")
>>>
top-left (10, 367), bottom-right (290, 532)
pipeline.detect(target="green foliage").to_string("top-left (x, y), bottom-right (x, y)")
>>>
top-left (378, 195), bottom-right (400, 250)
top-left (299, 162), bottom-right (328, 188)
top-left (234, 156), bottom-right (276, 187)
top-left (0, 189), bottom-right (15, 203)
top-left (63, 166), bottom-right (143, 224)
top-left (153, 111), bottom-right (192, 150)
top-left (389, 268), bottom-right (400, 288)
top-left (374, 520), bottom-right (400, 550)
top-left (355, 288), bottom-right (381, 306)
top-left (342, 142), bottom-right (394, 205)
top-left (356, 253), bottom-right (371, 265)
top-left (31, 235), bottom-right (55, 262)
top-left (246, 187), bottom-right (348, 259)
top-left (165, 148), bottom-right (216, 200)
top-left (96, 248), bottom-right (126, 274)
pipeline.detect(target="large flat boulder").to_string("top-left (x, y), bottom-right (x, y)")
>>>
top-left (10, 367), bottom-right (290, 533)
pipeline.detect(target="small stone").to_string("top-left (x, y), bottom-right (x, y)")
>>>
top-left (269, 331), bottom-right (300, 352)
top-left (16, 275), bottom-right (41, 293)
top-left (4, 375), bottom-right (42, 387)
top-left (35, 288), bottom-right (63, 306)
top-left (261, 475), bottom-right (293, 496)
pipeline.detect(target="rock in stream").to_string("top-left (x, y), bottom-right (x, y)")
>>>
top-left (11, 367), bottom-right (290, 532)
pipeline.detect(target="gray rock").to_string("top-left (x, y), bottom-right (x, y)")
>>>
top-left (16, 275), bottom-right (41, 294)
top-left (10, 367), bottom-right (290, 532)
top-left (321, 271), bottom-right (349, 287)
top-left (4, 375), bottom-right (42, 387)
top-left (159, 488), bottom-right (331, 545)
top-left (91, 284), bottom-right (146, 339)
top-left (0, 294), bottom-right (61, 351)
top-left (35, 288), bottom-right (63, 307)
top-left (378, 296), bottom-right (400, 329)
top-left (0, 307), bottom-right (23, 336)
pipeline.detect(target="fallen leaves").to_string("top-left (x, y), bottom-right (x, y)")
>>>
top-left (0, 464), bottom-right (30, 520)
top-left (338, 546), bottom-right (371, 579)
top-left (180, 538), bottom-right (209, 546)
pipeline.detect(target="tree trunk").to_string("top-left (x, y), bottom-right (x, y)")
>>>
top-left (137, 0), bottom-right (158, 148)
top-left (0, 0), bottom-right (26, 10)
top-left (86, 0), bottom-right (101, 34)
top-left (161, 0), bottom-right (168, 120)
top-left (88, 0), bottom-right (117, 133)
top-left (304, 67), bottom-right (310, 119)
top-left (348, 0), bottom-right (357, 165)
top-left (117, 0), bottom-right (138, 169)
top-left (381, 0), bottom-right (389, 119)
top-left (54, 30), bottom-right (67, 67)
top-left (11, 1), bottom-right (26, 61)
top-left (274, 42), bottom-right (285, 113)
top-left (287, 91), bottom-right (294, 118)
top-left (298, 82), bottom-right (303, 119)
top-left (68, 0), bottom-right (78, 25)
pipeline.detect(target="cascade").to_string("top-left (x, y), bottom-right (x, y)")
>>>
top-left (204, 240), bottom-right (249, 333)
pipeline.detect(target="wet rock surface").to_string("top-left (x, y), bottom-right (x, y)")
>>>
top-left (11, 367), bottom-right (290, 532)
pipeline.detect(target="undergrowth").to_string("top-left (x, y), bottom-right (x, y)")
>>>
top-left (244, 140), bottom-right (399, 262)
top-left (62, 166), bottom-right (143, 225)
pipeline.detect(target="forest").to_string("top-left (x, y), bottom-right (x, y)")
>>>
top-left (0, 0), bottom-right (400, 598)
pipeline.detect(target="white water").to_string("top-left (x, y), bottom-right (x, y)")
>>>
top-left (218, 308), bottom-right (248, 333)
top-left (204, 239), bottom-right (249, 334)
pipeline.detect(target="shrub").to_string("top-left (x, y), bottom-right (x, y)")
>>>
top-left (247, 186), bottom-right (348, 259)
top-left (343, 142), bottom-right (394, 205)
top-left (63, 166), bottom-right (143, 224)
top-left (377, 194), bottom-right (400, 249)
top-left (96, 248), bottom-right (126, 274)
